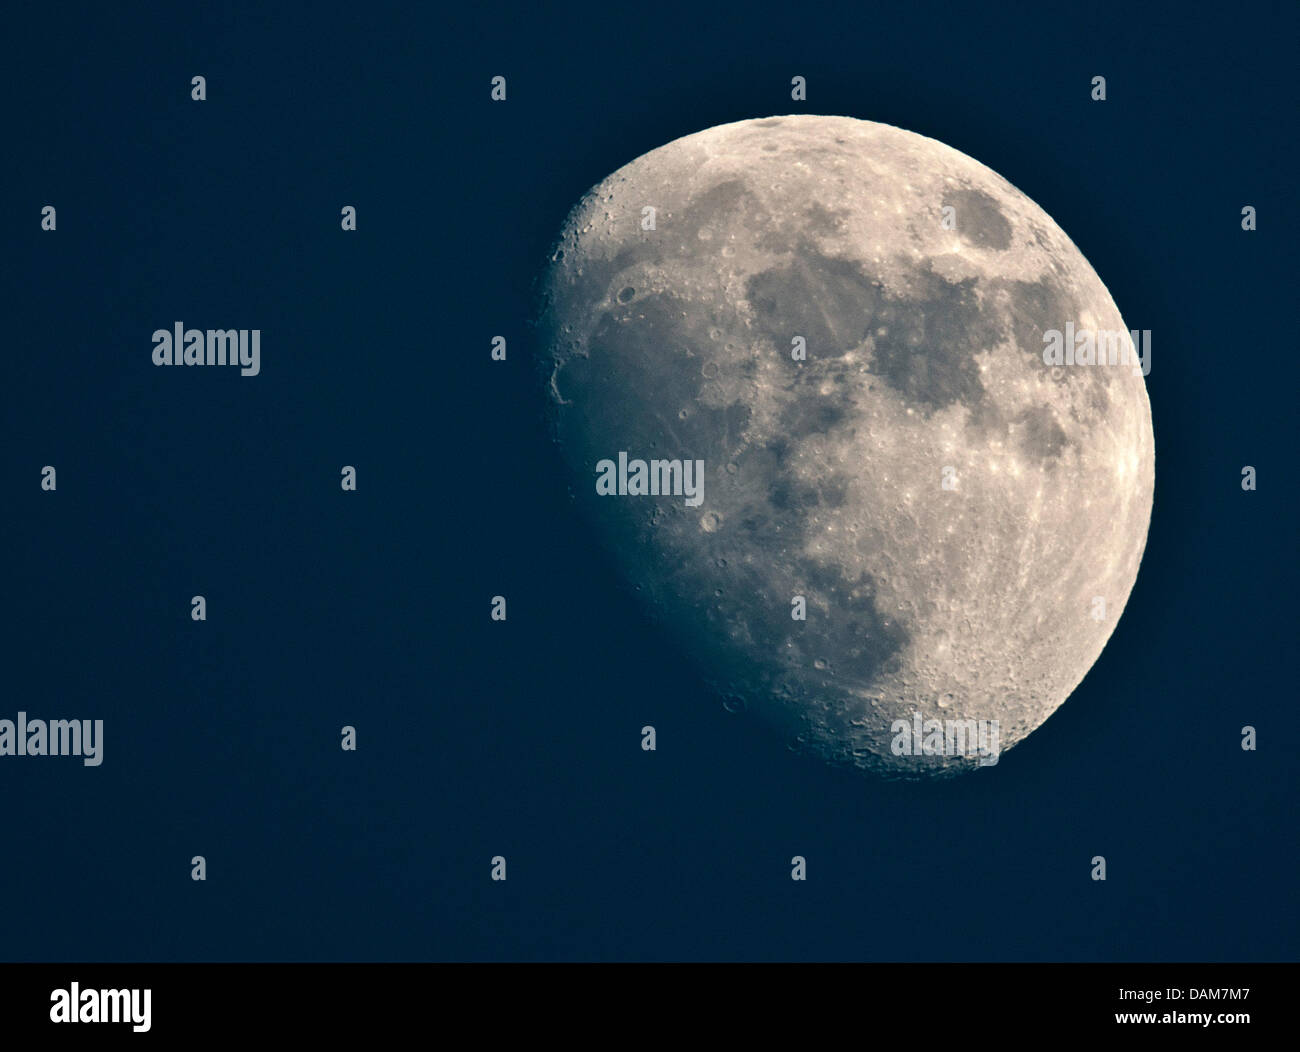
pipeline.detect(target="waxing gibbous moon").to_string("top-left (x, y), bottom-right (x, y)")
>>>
top-left (536, 115), bottom-right (1154, 777)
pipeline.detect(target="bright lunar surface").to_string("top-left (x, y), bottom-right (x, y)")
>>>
top-left (536, 115), bottom-right (1154, 777)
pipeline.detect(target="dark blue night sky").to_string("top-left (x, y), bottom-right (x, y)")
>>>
top-left (6, 2), bottom-right (1295, 961)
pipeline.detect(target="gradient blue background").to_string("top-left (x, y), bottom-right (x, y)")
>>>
top-left (6, 1), bottom-right (1295, 961)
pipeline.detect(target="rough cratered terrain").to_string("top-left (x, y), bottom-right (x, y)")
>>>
top-left (536, 115), bottom-right (1154, 777)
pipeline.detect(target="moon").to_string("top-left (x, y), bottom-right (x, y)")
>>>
top-left (536, 115), bottom-right (1154, 777)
